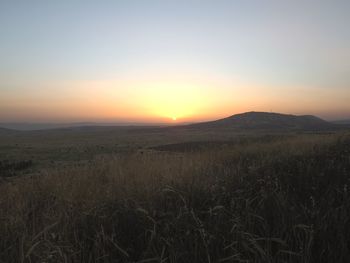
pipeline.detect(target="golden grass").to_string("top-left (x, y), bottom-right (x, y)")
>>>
top-left (0, 133), bottom-right (350, 262)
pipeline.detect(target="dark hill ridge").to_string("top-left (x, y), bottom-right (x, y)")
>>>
top-left (0, 127), bottom-right (16, 134)
top-left (184, 112), bottom-right (337, 131)
top-left (0, 112), bottom-right (343, 133)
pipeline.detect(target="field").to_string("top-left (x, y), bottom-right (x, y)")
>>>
top-left (1, 127), bottom-right (350, 262)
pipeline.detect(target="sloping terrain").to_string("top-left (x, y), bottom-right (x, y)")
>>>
top-left (0, 127), bottom-right (16, 135)
top-left (184, 111), bottom-right (337, 131)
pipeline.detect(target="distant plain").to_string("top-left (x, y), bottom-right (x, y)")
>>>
top-left (1, 113), bottom-right (350, 262)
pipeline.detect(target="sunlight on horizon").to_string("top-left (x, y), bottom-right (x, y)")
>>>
top-left (143, 82), bottom-right (209, 120)
top-left (0, 1), bottom-right (349, 122)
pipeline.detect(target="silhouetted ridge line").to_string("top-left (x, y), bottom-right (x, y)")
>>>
top-left (183, 111), bottom-right (336, 131)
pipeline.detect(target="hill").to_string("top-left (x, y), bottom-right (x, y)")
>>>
top-left (0, 122), bottom-right (165, 131)
top-left (0, 127), bottom-right (16, 135)
top-left (332, 119), bottom-right (350, 125)
top-left (184, 111), bottom-right (337, 131)
top-left (0, 112), bottom-right (342, 134)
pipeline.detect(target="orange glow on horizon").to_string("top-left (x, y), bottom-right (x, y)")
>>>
top-left (1, 74), bottom-right (349, 122)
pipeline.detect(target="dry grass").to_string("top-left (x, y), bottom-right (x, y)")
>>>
top-left (0, 133), bottom-right (350, 262)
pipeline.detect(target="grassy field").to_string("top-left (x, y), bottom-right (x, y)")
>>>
top-left (0, 128), bottom-right (350, 262)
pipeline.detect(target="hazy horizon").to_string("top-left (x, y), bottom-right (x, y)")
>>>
top-left (1, 0), bottom-right (349, 123)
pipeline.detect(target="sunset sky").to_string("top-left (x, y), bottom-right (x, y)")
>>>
top-left (1, 0), bottom-right (349, 123)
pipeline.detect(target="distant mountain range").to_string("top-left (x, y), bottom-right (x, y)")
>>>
top-left (0, 122), bottom-right (168, 131)
top-left (332, 119), bottom-right (350, 125)
top-left (0, 127), bottom-right (16, 134)
top-left (183, 112), bottom-right (339, 131)
top-left (0, 112), bottom-right (348, 133)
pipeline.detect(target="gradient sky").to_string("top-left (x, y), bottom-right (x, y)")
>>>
top-left (1, 0), bottom-right (349, 123)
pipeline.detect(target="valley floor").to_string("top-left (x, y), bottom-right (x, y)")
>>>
top-left (0, 130), bottom-right (350, 262)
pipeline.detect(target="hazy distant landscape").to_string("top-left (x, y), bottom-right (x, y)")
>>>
top-left (0, 112), bottom-right (350, 262)
top-left (1, 0), bottom-right (350, 262)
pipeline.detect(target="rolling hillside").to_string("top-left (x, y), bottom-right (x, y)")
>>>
top-left (184, 111), bottom-right (337, 131)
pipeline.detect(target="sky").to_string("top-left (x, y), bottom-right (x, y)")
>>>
top-left (0, 0), bottom-right (349, 123)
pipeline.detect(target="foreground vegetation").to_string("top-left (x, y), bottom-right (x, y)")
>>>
top-left (1, 133), bottom-right (350, 262)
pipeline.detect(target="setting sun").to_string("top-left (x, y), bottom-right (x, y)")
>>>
top-left (1, 1), bottom-right (350, 261)
top-left (134, 80), bottom-right (212, 121)
top-left (0, 0), bottom-right (349, 124)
